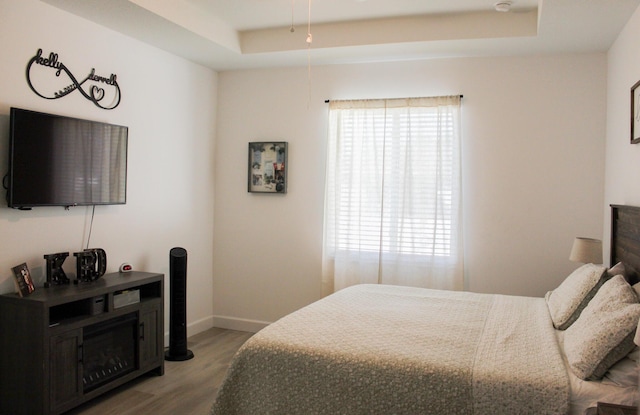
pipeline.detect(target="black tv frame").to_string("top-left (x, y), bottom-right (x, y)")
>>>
top-left (6, 107), bottom-right (128, 209)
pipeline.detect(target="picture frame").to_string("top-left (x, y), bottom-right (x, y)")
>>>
top-left (248, 142), bottom-right (288, 193)
top-left (631, 80), bottom-right (640, 144)
top-left (11, 262), bottom-right (35, 297)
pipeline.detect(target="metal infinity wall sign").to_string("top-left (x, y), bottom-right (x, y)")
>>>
top-left (26, 48), bottom-right (121, 110)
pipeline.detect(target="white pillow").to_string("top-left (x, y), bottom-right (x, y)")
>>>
top-left (545, 263), bottom-right (608, 330)
top-left (563, 275), bottom-right (640, 380)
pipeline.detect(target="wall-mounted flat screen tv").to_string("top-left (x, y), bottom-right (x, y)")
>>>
top-left (7, 107), bottom-right (128, 209)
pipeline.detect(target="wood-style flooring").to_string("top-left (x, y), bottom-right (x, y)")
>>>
top-left (66, 328), bottom-right (253, 415)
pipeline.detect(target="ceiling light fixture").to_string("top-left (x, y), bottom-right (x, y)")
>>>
top-left (494, 1), bottom-right (512, 12)
top-left (289, 0), bottom-right (314, 107)
top-left (306, 0), bottom-right (312, 45)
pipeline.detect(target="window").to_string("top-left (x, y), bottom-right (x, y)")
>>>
top-left (322, 96), bottom-right (463, 294)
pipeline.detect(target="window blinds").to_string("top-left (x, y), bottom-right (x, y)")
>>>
top-left (322, 96), bottom-right (463, 293)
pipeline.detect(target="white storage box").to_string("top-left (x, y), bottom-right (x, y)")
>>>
top-left (113, 289), bottom-right (140, 309)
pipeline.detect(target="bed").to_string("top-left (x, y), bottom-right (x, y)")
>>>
top-left (211, 205), bottom-right (640, 415)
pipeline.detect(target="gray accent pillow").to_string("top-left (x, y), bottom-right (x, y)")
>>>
top-left (563, 275), bottom-right (640, 380)
top-left (545, 263), bottom-right (608, 330)
top-left (608, 261), bottom-right (626, 278)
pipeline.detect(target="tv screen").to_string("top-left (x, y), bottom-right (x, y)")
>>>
top-left (7, 108), bottom-right (128, 209)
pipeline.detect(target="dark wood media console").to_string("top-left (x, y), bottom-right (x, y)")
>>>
top-left (0, 271), bottom-right (164, 415)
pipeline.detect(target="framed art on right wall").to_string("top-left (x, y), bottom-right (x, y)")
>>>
top-left (631, 79), bottom-right (640, 144)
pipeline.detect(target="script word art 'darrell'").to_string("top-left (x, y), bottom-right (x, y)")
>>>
top-left (26, 48), bottom-right (121, 110)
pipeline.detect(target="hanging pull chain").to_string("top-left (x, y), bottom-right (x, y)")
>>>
top-left (307, 0), bottom-right (312, 108)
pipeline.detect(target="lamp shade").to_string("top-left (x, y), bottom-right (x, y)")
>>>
top-left (569, 237), bottom-right (603, 264)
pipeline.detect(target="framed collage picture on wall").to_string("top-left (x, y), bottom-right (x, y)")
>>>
top-left (248, 142), bottom-right (288, 193)
top-left (631, 80), bottom-right (640, 144)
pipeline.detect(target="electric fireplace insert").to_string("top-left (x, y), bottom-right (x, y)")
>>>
top-left (82, 313), bottom-right (137, 392)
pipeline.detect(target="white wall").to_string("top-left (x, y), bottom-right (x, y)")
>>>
top-left (214, 54), bottom-right (607, 330)
top-left (604, 7), bottom-right (640, 255)
top-left (0, 1), bottom-right (612, 336)
top-left (0, 0), bottom-right (218, 338)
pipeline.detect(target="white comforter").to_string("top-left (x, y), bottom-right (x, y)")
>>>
top-left (211, 284), bottom-right (569, 414)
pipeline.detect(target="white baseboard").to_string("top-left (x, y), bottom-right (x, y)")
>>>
top-left (212, 315), bottom-right (271, 333)
top-left (163, 315), bottom-right (215, 346)
top-left (163, 315), bottom-right (268, 345)
top-left (189, 315), bottom-right (216, 336)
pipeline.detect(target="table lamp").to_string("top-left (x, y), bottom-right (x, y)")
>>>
top-left (569, 237), bottom-right (603, 264)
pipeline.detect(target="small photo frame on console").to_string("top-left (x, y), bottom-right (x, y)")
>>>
top-left (248, 142), bottom-right (287, 193)
top-left (11, 263), bottom-right (35, 297)
top-left (631, 80), bottom-right (640, 144)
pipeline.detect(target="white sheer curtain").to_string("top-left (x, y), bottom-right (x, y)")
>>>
top-left (322, 96), bottom-right (463, 295)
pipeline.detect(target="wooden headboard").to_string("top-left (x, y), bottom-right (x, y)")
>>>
top-left (610, 204), bottom-right (640, 285)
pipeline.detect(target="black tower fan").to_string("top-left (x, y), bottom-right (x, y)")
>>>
top-left (165, 247), bottom-right (194, 361)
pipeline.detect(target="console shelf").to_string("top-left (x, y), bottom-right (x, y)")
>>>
top-left (0, 271), bottom-right (164, 415)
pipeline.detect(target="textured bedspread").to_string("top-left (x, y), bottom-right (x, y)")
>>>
top-left (211, 284), bottom-right (569, 414)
